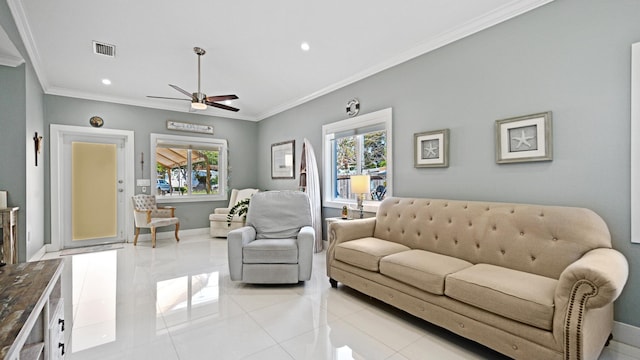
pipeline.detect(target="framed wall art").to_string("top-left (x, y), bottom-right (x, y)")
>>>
top-left (166, 120), bottom-right (214, 135)
top-left (414, 129), bottom-right (449, 168)
top-left (271, 140), bottom-right (295, 179)
top-left (495, 111), bottom-right (552, 164)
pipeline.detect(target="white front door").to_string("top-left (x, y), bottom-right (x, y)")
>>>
top-left (51, 125), bottom-right (135, 250)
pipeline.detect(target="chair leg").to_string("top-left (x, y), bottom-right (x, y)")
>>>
top-left (134, 228), bottom-right (140, 246)
top-left (151, 227), bottom-right (157, 248)
top-left (175, 222), bottom-right (180, 242)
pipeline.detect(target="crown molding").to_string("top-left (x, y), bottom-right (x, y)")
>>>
top-left (7, 0), bottom-right (49, 91)
top-left (256, 0), bottom-right (554, 121)
top-left (0, 53), bottom-right (24, 67)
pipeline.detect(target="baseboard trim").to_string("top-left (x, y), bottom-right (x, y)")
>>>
top-left (613, 321), bottom-right (640, 348)
top-left (133, 227), bottom-right (209, 243)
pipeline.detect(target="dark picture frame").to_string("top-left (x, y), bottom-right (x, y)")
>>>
top-left (271, 140), bottom-right (295, 179)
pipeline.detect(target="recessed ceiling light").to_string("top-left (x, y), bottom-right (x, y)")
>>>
top-left (300, 42), bottom-right (310, 51)
top-left (101, 78), bottom-right (111, 85)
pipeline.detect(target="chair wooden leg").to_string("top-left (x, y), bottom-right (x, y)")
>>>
top-left (134, 228), bottom-right (140, 246)
top-left (151, 227), bottom-right (157, 248)
top-left (175, 222), bottom-right (180, 242)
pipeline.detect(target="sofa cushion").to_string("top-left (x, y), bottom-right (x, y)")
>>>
top-left (380, 250), bottom-right (473, 295)
top-left (445, 264), bottom-right (557, 330)
top-left (243, 239), bottom-right (298, 264)
top-left (335, 238), bottom-right (410, 271)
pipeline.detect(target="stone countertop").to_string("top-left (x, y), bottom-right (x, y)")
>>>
top-left (0, 259), bottom-right (63, 358)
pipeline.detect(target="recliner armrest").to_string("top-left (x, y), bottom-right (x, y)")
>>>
top-left (214, 207), bottom-right (231, 215)
top-left (297, 226), bottom-right (315, 281)
top-left (227, 226), bottom-right (257, 281)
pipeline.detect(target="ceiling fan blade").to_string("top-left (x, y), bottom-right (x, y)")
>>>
top-left (169, 84), bottom-right (194, 99)
top-left (205, 94), bottom-right (238, 102)
top-left (147, 95), bottom-right (191, 101)
top-left (205, 101), bottom-right (240, 112)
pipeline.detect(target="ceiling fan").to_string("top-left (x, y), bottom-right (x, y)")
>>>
top-left (147, 47), bottom-right (239, 112)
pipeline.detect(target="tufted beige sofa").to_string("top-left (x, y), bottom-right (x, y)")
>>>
top-left (327, 197), bottom-right (628, 360)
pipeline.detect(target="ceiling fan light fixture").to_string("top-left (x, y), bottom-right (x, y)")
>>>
top-left (191, 102), bottom-right (207, 110)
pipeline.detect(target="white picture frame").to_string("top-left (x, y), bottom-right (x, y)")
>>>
top-left (495, 112), bottom-right (552, 164)
top-left (414, 129), bottom-right (449, 168)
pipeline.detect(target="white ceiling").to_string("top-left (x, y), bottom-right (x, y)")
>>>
top-left (5, 0), bottom-right (552, 121)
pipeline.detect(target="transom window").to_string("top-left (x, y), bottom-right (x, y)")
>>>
top-left (322, 108), bottom-right (392, 211)
top-left (151, 134), bottom-right (227, 203)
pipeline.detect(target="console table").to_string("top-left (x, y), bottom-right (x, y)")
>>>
top-left (0, 207), bottom-right (19, 265)
top-left (0, 259), bottom-right (65, 360)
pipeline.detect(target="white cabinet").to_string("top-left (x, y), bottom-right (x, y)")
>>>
top-left (0, 260), bottom-right (64, 360)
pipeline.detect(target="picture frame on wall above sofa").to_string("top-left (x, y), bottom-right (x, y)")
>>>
top-left (271, 140), bottom-right (295, 179)
top-left (495, 111), bottom-right (552, 164)
top-left (414, 129), bottom-right (449, 168)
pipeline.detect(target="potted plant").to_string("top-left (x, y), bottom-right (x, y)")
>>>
top-left (226, 198), bottom-right (251, 227)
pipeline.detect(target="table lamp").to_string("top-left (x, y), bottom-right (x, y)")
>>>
top-left (350, 175), bottom-right (370, 219)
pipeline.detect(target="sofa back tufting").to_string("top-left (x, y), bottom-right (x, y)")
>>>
top-left (373, 197), bottom-right (612, 279)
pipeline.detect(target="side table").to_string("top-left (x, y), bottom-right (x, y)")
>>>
top-left (1, 207), bottom-right (19, 265)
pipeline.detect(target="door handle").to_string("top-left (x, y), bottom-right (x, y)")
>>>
top-left (118, 189), bottom-right (124, 192)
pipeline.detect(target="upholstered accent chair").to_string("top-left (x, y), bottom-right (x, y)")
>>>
top-left (209, 188), bottom-right (259, 237)
top-left (131, 194), bottom-right (180, 248)
top-left (228, 190), bottom-right (314, 284)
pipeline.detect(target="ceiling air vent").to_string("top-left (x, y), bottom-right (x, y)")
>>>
top-left (93, 41), bottom-right (115, 57)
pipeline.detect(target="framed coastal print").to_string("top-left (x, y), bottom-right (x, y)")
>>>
top-left (495, 112), bottom-right (552, 164)
top-left (271, 140), bottom-right (295, 179)
top-left (414, 129), bottom-right (449, 168)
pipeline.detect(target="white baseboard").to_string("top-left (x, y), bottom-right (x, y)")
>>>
top-left (613, 321), bottom-right (640, 348)
top-left (132, 227), bottom-right (209, 243)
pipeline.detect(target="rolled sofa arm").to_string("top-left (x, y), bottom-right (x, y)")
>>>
top-left (329, 218), bottom-right (377, 244)
top-left (326, 218), bottom-right (376, 276)
top-left (227, 226), bottom-right (257, 281)
top-left (553, 248), bottom-right (628, 359)
top-left (555, 248), bottom-right (628, 310)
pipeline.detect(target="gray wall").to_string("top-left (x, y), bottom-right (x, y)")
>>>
top-left (1, 0), bottom-right (46, 262)
top-left (258, 0), bottom-right (640, 327)
top-left (43, 95), bottom-right (259, 237)
top-left (0, 64), bottom-right (27, 261)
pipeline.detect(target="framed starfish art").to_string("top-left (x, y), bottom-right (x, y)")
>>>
top-left (495, 112), bottom-right (552, 164)
top-left (414, 129), bottom-right (449, 168)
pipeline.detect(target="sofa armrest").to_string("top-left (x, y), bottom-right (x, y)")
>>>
top-left (326, 218), bottom-right (376, 278)
top-left (329, 218), bottom-right (377, 244)
top-left (297, 226), bottom-right (315, 281)
top-left (227, 226), bottom-right (257, 281)
top-left (553, 248), bottom-right (628, 356)
top-left (555, 248), bottom-right (628, 310)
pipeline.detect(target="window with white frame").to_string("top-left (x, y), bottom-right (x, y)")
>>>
top-left (322, 108), bottom-right (392, 211)
top-left (150, 133), bottom-right (227, 203)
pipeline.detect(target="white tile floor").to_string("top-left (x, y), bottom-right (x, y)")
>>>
top-left (41, 234), bottom-right (640, 360)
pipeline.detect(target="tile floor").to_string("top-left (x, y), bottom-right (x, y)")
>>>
top-left (41, 234), bottom-right (640, 360)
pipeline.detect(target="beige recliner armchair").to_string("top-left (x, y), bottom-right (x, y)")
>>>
top-left (228, 191), bottom-right (314, 284)
top-left (209, 188), bottom-right (259, 237)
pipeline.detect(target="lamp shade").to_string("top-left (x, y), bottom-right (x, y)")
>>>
top-left (350, 175), bottom-right (370, 194)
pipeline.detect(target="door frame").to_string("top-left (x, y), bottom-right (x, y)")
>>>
top-left (50, 125), bottom-right (135, 251)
